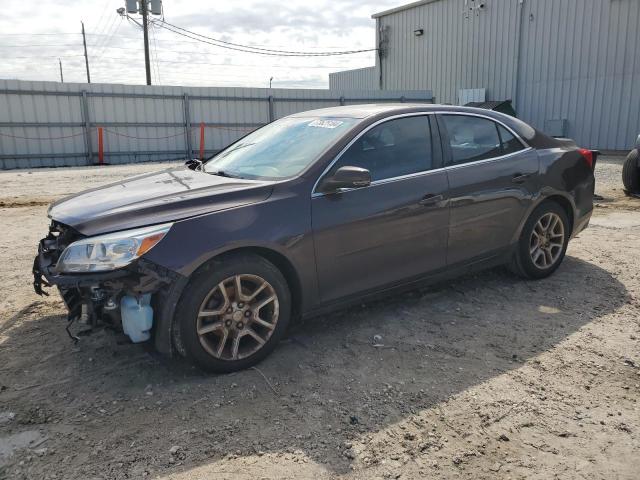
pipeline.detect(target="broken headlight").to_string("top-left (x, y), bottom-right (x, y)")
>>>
top-left (55, 223), bottom-right (173, 273)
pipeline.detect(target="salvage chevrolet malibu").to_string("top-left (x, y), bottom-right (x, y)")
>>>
top-left (33, 105), bottom-right (597, 372)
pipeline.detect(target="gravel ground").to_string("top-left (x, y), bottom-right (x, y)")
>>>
top-left (0, 156), bottom-right (638, 480)
top-left (0, 161), bottom-right (181, 208)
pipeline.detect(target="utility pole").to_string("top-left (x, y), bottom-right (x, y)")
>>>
top-left (140, 0), bottom-right (152, 85)
top-left (124, 0), bottom-right (161, 85)
top-left (58, 58), bottom-right (64, 83)
top-left (81, 21), bottom-right (91, 83)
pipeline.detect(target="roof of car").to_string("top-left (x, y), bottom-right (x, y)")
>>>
top-left (289, 103), bottom-right (550, 149)
top-left (289, 103), bottom-right (501, 119)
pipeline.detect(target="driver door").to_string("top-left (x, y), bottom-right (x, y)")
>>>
top-left (311, 114), bottom-right (450, 303)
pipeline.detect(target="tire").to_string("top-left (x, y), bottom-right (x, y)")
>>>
top-left (510, 201), bottom-right (570, 280)
top-left (622, 149), bottom-right (640, 194)
top-left (175, 253), bottom-right (291, 373)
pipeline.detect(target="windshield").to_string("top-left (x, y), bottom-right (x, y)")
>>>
top-left (203, 116), bottom-right (358, 179)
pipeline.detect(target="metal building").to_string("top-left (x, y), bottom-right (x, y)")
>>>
top-left (329, 67), bottom-right (378, 90)
top-left (331, 0), bottom-right (640, 151)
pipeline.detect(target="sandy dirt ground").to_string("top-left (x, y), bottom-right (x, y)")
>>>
top-left (0, 156), bottom-right (638, 480)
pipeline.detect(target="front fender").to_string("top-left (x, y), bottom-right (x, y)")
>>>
top-left (144, 186), bottom-right (316, 355)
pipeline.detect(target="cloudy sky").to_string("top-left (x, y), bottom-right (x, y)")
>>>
top-left (0, 0), bottom-right (400, 88)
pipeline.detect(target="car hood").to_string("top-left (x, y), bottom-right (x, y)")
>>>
top-left (48, 167), bottom-right (274, 236)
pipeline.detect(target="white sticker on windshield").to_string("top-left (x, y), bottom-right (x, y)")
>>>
top-left (308, 119), bottom-right (344, 129)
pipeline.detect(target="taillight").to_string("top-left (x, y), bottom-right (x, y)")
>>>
top-left (578, 148), bottom-right (595, 170)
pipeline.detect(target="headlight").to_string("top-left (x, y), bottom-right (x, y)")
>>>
top-left (56, 223), bottom-right (173, 273)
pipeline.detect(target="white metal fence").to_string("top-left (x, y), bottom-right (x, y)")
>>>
top-left (0, 79), bottom-right (433, 170)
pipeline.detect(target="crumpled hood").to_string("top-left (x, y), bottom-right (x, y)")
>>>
top-left (48, 166), bottom-right (274, 236)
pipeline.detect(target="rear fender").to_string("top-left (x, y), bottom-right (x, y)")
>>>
top-left (509, 190), bottom-right (578, 245)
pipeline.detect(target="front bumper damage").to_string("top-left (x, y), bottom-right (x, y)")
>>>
top-left (33, 220), bottom-right (186, 353)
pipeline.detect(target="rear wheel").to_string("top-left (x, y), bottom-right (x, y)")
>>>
top-left (176, 254), bottom-right (291, 373)
top-left (622, 149), bottom-right (640, 194)
top-left (510, 201), bottom-right (570, 279)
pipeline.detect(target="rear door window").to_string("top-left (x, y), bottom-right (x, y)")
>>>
top-left (441, 115), bottom-right (502, 164)
top-left (330, 115), bottom-right (433, 182)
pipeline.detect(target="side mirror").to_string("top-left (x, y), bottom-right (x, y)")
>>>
top-left (635, 134), bottom-right (640, 150)
top-left (185, 159), bottom-right (203, 171)
top-left (321, 166), bottom-right (371, 193)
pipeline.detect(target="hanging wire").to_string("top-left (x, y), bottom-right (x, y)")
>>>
top-left (89, 0), bottom-right (112, 45)
top-left (94, 16), bottom-right (123, 60)
top-left (0, 131), bottom-right (85, 140)
top-left (89, 11), bottom-right (119, 53)
top-left (149, 23), bottom-right (162, 84)
top-left (154, 20), bottom-right (377, 57)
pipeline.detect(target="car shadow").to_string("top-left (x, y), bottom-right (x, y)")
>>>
top-left (0, 256), bottom-right (629, 478)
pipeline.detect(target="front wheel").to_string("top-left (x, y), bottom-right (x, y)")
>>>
top-left (510, 201), bottom-right (570, 279)
top-left (175, 254), bottom-right (291, 373)
top-left (622, 149), bottom-right (640, 194)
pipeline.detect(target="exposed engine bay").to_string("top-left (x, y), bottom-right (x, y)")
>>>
top-left (33, 220), bottom-right (182, 344)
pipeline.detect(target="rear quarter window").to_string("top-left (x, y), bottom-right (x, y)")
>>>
top-left (497, 125), bottom-right (526, 155)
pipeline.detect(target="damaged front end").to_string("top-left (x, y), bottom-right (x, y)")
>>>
top-left (33, 220), bottom-right (183, 345)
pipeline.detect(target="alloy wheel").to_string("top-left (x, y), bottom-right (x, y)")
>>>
top-left (529, 212), bottom-right (565, 269)
top-left (196, 274), bottom-right (279, 361)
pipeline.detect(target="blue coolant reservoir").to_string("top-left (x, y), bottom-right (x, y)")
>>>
top-left (121, 294), bottom-right (153, 343)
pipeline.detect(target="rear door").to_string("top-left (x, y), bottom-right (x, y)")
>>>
top-left (438, 113), bottom-right (539, 265)
top-left (311, 114), bottom-right (449, 303)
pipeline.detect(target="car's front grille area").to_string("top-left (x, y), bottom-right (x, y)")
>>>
top-left (40, 220), bottom-right (83, 267)
top-left (33, 220), bottom-right (83, 296)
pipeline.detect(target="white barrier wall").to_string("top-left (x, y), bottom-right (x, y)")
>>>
top-left (0, 79), bottom-right (433, 169)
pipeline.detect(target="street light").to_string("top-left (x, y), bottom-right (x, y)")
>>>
top-left (269, 76), bottom-right (274, 89)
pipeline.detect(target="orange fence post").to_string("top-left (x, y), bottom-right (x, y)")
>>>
top-left (97, 126), bottom-right (104, 165)
top-left (199, 122), bottom-right (205, 160)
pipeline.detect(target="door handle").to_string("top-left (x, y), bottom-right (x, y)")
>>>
top-left (419, 194), bottom-right (444, 206)
top-left (512, 173), bottom-right (531, 184)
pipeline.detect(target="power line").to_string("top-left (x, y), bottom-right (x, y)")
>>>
top-left (154, 20), bottom-right (377, 57)
top-left (3, 52), bottom-right (367, 69)
top-left (90, 13), bottom-right (119, 55)
top-left (0, 43), bottom-right (82, 47)
top-left (0, 32), bottom-right (362, 51)
top-left (94, 17), bottom-right (123, 60)
top-left (64, 43), bottom-right (372, 60)
top-left (156, 19), bottom-right (376, 55)
top-left (91, 34), bottom-right (361, 49)
top-left (4, 54), bottom-right (85, 59)
top-left (150, 24), bottom-right (162, 84)
top-left (153, 59), bottom-right (361, 69)
top-left (0, 32), bottom-right (81, 36)
top-left (90, 0), bottom-right (112, 42)
top-left (85, 55), bottom-right (366, 70)
top-left (91, 4), bottom-right (119, 51)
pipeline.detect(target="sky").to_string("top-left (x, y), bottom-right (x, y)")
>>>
top-left (0, 0), bottom-right (400, 89)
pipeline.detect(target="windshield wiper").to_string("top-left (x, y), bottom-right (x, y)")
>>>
top-left (208, 170), bottom-right (243, 179)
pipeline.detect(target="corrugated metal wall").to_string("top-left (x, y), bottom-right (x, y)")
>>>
top-left (0, 79), bottom-right (432, 169)
top-left (329, 67), bottom-right (378, 90)
top-left (376, 0), bottom-right (520, 105)
top-left (368, 0), bottom-right (640, 150)
top-left (517, 0), bottom-right (640, 150)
